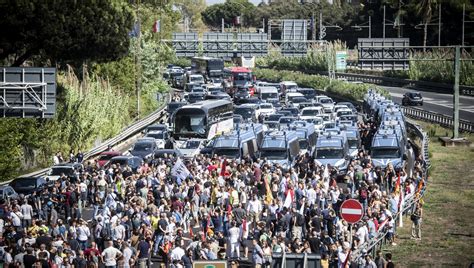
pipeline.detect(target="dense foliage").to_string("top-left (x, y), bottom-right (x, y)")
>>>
top-left (0, 0), bottom-right (134, 66)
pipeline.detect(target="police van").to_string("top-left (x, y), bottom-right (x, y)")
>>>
top-left (313, 133), bottom-right (350, 173)
top-left (289, 121), bottom-right (317, 155)
top-left (259, 131), bottom-right (300, 170)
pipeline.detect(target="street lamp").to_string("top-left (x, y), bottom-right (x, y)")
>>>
top-left (351, 16), bottom-right (372, 38)
top-left (383, 5), bottom-right (405, 39)
top-left (414, 2), bottom-right (442, 46)
top-left (319, 10), bottom-right (343, 40)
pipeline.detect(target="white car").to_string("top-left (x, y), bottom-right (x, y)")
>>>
top-left (144, 131), bottom-right (169, 149)
top-left (318, 97), bottom-right (335, 113)
top-left (285, 92), bottom-right (305, 106)
top-left (334, 108), bottom-right (354, 121)
top-left (299, 107), bottom-right (323, 121)
top-left (256, 103), bottom-right (276, 119)
top-left (179, 139), bottom-right (205, 158)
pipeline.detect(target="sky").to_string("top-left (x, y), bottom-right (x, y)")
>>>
top-left (206, 0), bottom-right (261, 6)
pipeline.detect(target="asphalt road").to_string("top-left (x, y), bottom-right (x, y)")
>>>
top-left (382, 86), bottom-right (474, 122)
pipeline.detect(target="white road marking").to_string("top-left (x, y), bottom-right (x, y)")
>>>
top-left (341, 208), bottom-right (362, 215)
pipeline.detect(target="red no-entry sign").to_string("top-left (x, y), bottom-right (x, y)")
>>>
top-left (340, 199), bottom-right (364, 224)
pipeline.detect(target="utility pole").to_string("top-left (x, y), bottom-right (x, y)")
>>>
top-left (462, 4), bottom-right (465, 46)
top-left (135, 0), bottom-right (141, 118)
top-left (397, 0), bottom-right (402, 38)
top-left (222, 18), bottom-right (225, 33)
top-left (438, 2), bottom-right (442, 46)
top-left (312, 12), bottom-right (316, 41)
top-left (369, 16), bottom-right (372, 38)
top-left (383, 5), bottom-right (386, 39)
top-left (319, 10), bottom-right (323, 40)
top-left (453, 46), bottom-right (460, 139)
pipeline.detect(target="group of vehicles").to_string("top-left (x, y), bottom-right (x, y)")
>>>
top-left (3, 60), bottom-right (420, 201)
top-left (364, 89), bottom-right (414, 170)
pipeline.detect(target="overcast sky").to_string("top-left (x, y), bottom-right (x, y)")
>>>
top-left (206, 0), bottom-right (261, 5)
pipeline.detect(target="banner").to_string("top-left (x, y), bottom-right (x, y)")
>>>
top-left (171, 158), bottom-right (190, 185)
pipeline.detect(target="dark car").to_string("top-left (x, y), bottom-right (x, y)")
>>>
top-left (234, 88), bottom-right (251, 101)
top-left (97, 151), bottom-right (122, 167)
top-left (130, 139), bottom-right (157, 160)
top-left (263, 113), bottom-right (284, 129)
top-left (186, 93), bottom-right (205, 103)
top-left (153, 149), bottom-right (183, 159)
top-left (167, 102), bottom-right (186, 116)
top-left (280, 107), bottom-right (300, 117)
top-left (402, 92), bottom-right (423, 106)
top-left (236, 97), bottom-right (261, 105)
top-left (145, 124), bottom-right (168, 133)
top-left (297, 88), bottom-right (316, 100)
top-left (0, 186), bottom-right (19, 200)
top-left (206, 92), bottom-right (231, 101)
top-left (9, 176), bottom-right (47, 196)
top-left (107, 156), bottom-right (142, 171)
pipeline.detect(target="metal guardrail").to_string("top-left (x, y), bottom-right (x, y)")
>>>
top-left (10, 94), bottom-right (170, 181)
top-left (402, 106), bottom-right (474, 133)
top-left (330, 72), bottom-right (474, 97)
top-left (352, 121), bottom-right (430, 262)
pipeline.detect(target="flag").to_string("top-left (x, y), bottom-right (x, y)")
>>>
top-left (220, 158), bottom-right (227, 177)
top-left (377, 218), bottom-right (389, 231)
top-left (394, 172), bottom-right (401, 195)
top-left (343, 249), bottom-right (351, 268)
top-left (298, 202), bottom-right (305, 215)
top-left (242, 219), bottom-right (247, 232)
top-left (129, 21), bottom-right (140, 37)
top-left (206, 213), bottom-right (211, 235)
top-left (188, 222), bottom-right (194, 237)
top-left (227, 203), bottom-right (232, 219)
top-left (323, 164), bottom-right (330, 179)
top-left (171, 158), bottom-right (190, 185)
top-left (152, 20), bottom-right (161, 33)
top-left (283, 190), bottom-right (293, 208)
top-left (264, 175), bottom-right (273, 205)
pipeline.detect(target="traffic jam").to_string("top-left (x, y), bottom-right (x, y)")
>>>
top-left (6, 56), bottom-right (421, 267)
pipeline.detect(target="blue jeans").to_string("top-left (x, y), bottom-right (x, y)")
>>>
top-left (79, 240), bottom-right (88, 250)
top-left (153, 234), bottom-right (164, 254)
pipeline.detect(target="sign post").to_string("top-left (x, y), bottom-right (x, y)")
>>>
top-left (340, 199), bottom-right (364, 224)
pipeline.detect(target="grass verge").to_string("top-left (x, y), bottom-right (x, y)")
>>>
top-left (386, 121), bottom-right (474, 267)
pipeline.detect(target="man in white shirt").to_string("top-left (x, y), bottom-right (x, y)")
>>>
top-left (101, 241), bottom-right (122, 268)
top-left (112, 223), bottom-right (126, 244)
top-left (170, 239), bottom-right (186, 262)
top-left (228, 221), bottom-right (241, 259)
top-left (247, 195), bottom-right (262, 222)
top-left (77, 220), bottom-right (91, 250)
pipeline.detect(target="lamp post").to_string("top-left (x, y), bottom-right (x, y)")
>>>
top-left (383, 5), bottom-right (405, 39)
top-left (351, 16), bottom-right (372, 38)
top-left (319, 10), bottom-right (343, 40)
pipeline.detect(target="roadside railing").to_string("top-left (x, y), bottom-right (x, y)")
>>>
top-left (402, 106), bottom-right (474, 133)
top-left (351, 121), bottom-right (430, 262)
top-left (6, 93), bottom-right (170, 181)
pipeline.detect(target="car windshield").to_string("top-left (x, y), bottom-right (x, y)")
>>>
top-left (261, 93), bottom-right (278, 99)
top-left (190, 76), bottom-right (203, 82)
top-left (213, 148), bottom-right (240, 158)
top-left (302, 109), bottom-right (320, 116)
top-left (234, 108), bottom-right (254, 120)
top-left (279, 118), bottom-right (295, 124)
top-left (315, 149), bottom-right (344, 159)
top-left (348, 139), bottom-right (359, 149)
top-left (260, 150), bottom-right (288, 160)
top-left (267, 114), bottom-right (283, 121)
top-left (410, 93), bottom-right (422, 98)
top-left (146, 132), bottom-right (165, 139)
top-left (51, 167), bottom-right (74, 176)
top-left (183, 140), bottom-right (201, 149)
top-left (12, 179), bottom-right (36, 188)
top-left (371, 148), bottom-right (401, 158)
top-left (133, 143), bottom-right (153, 151)
top-left (320, 98), bottom-right (333, 104)
top-left (98, 154), bottom-right (115, 161)
top-left (260, 104), bottom-right (272, 109)
top-left (299, 140), bottom-right (309, 149)
top-left (292, 97), bottom-right (307, 103)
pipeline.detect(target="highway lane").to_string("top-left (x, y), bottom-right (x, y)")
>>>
top-left (382, 86), bottom-right (474, 122)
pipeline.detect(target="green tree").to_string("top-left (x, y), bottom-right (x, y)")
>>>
top-left (174, 0), bottom-right (208, 32)
top-left (0, 0), bottom-right (134, 66)
top-left (415, 0), bottom-right (439, 50)
top-left (202, 0), bottom-right (257, 28)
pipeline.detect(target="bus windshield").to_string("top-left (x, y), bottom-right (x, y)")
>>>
top-left (233, 72), bottom-right (252, 81)
top-left (213, 148), bottom-right (240, 158)
top-left (174, 109), bottom-right (207, 136)
top-left (371, 148), bottom-right (400, 158)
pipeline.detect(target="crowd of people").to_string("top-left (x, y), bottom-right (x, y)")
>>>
top-left (0, 116), bottom-right (427, 268)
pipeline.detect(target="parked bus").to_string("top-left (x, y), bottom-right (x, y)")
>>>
top-left (172, 100), bottom-right (233, 140)
top-left (191, 57), bottom-right (225, 80)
